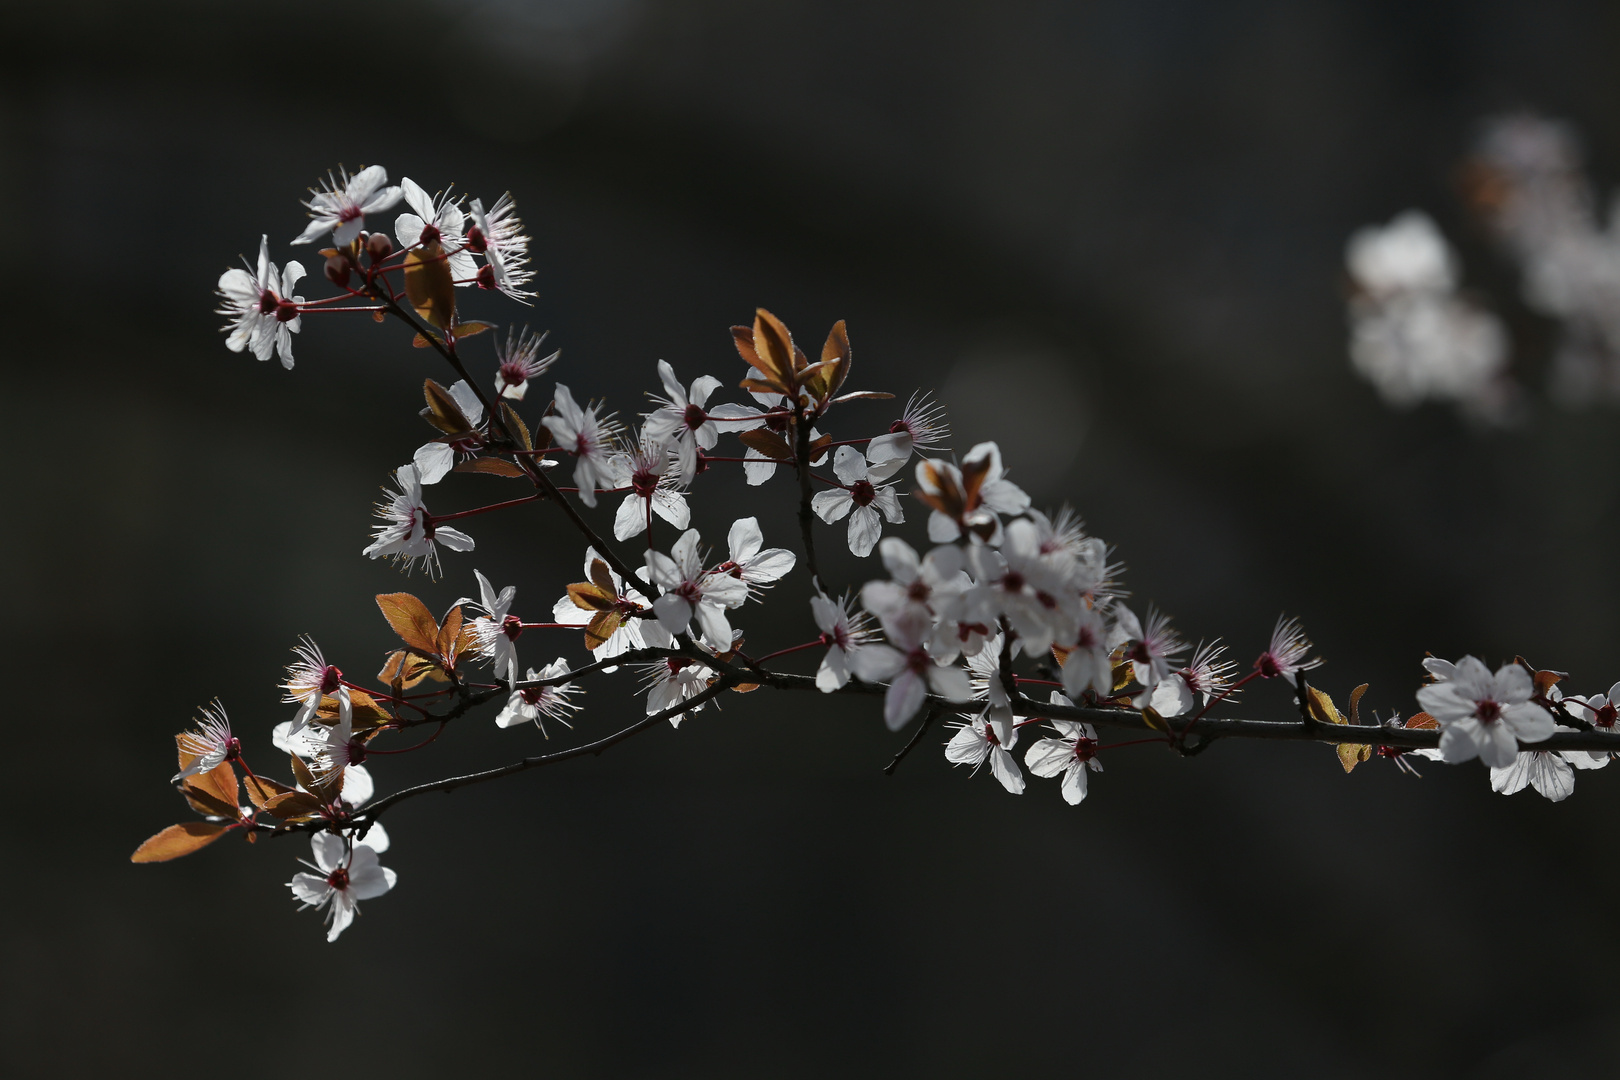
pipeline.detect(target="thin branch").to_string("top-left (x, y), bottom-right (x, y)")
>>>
top-left (359, 679), bottom-right (730, 821)
top-left (793, 407), bottom-right (823, 591)
top-left (884, 706), bottom-right (944, 775)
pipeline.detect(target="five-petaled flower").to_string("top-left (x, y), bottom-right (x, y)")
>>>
top-left (644, 528), bottom-right (750, 649)
top-left (811, 445), bottom-right (906, 558)
top-left (394, 177), bottom-right (478, 284)
top-left (849, 610), bottom-right (973, 730)
top-left (291, 165), bottom-right (403, 247)
top-left (810, 591), bottom-right (874, 692)
top-left (497, 659), bottom-right (582, 736)
top-left (467, 192), bottom-right (536, 302)
top-left (540, 385), bottom-right (624, 508)
top-left (1415, 656), bottom-right (1556, 769)
top-left (288, 832), bottom-right (398, 943)
top-left (1024, 692), bottom-right (1103, 805)
top-left (944, 710), bottom-right (1025, 794)
top-left (361, 463), bottom-right (475, 577)
top-left (217, 235), bottom-right (306, 369)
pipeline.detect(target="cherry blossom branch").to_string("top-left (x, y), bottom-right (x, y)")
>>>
top-left (361, 284), bottom-right (645, 588)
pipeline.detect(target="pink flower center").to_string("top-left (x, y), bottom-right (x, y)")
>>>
top-left (1596, 703), bottom-right (1617, 729)
top-left (499, 360), bottom-right (529, 388)
top-left (631, 468), bottom-right (659, 498)
top-left (1475, 699), bottom-right (1502, 725)
top-left (1073, 737), bottom-right (1098, 763)
top-left (850, 480), bottom-right (876, 506)
top-left (257, 289), bottom-right (278, 315)
top-left (318, 665), bottom-right (343, 695)
top-left (1002, 570), bottom-right (1026, 592)
top-left (906, 581), bottom-right (931, 602)
top-left (420, 222), bottom-right (441, 245)
top-left (984, 724), bottom-right (1001, 747)
top-left (327, 866), bottom-right (350, 891)
top-left (906, 649), bottom-right (930, 676)
top-left (1255, 651), bottom-right (1282, 679)
top-left (683, 403), bottom-right (706, 431)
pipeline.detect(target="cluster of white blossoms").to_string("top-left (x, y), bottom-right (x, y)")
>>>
top-left (1344, 211), bottom-right (1514, 423)
top-left (138, 162), bottom-right (1620, 943)
top-left (1346, 111), bottom-right (1620, 419)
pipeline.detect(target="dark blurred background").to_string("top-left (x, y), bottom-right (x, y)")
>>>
top-left (7, 1), bottom-right (1620, 1076)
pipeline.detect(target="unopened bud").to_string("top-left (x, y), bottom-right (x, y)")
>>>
top-left (365, 232), bottom-right (393, 262)
top-left (476, 264), bottom-right (497, 291)
top-left (325, 254), bottom-right (351, 286)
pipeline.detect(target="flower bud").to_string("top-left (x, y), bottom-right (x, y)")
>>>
top-left (365, 232), bottom-right (393, 262)
top-left (324, 254), bottom-right (351, 287)
top-left (476, 264), bottom-right (497, 291)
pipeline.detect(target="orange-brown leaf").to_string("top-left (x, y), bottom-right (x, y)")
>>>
top-left (589, 558), bottom-right (616, 596)
top-left (585, 610), bottom-right (622, 651)
top-left (263, 791), bottom-right (324, 820)
top-left (738, 429), bottom-right (794, 460)
top-left (821, 319), bottom-right (851, 396)
top-left (568, 581), bottom-right (616, 612)
top-left (500, 403), bottom-right (534, 451)
top-left (1405, 711), bottom-right (1439, 730)
top-left (1337, 741), bottom-right (1372, 774)
top-left (436, 605), bottom-right (464, 666)
top-left (404, 242), bottom-right (456, 328)
top-left (1347, 683), bottom-right (1370, 725)
top-left (451, 320), bottom-right (495, 342)
top-left (177, 758), bottom-right (238, 816)
top-left (453, 457), bottom-right (527, 478)
top-left (422, 379), bottom-right (472, 434)
top-left (732, 324), bottom-right (762, 368)
top-left (131, 822), bottom-right (230, 863)
top-left (752, 309), bottom-right (797, 390)
top-left (289, 754), bottom-right (344, 806)
top-left (376, 593), bottom-right (440, 654)
top-left (242, 774), bottom-right (294, 810)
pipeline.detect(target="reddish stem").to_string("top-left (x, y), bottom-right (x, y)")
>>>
top-left (752, 639), bottom-right (827, 664)
top-left (430, 492), bottom-right (543, 524)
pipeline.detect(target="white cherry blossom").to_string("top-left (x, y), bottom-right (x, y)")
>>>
top-left (540, 385), bottom-right (625, 508)
top-left (493, 326), bottom-right (558, 401)
top-left (716, 517), bottom-right (796, 592)
top-left (1490, 744), bottom-right (1575, 801)
top-left (810, 591), bottom-right (874, 692)
top-left (1415, 656), bottom-right (1556, 769)
top-left (464, 570), bottom-right (519, 683)
top-left (916, 441), bottom-right (1029, 545)
top-left (811, 445), bottom-right (905, 557)
top-left (292, 165), bottom-right (403, 247)
top-left (173, 701), bottom-right (239, 782)
top-left (216, 235), bottom-right (305, 369)
top-left (281, 636), bottom-right (350, 737)
top-left (613, 431), bottom-right (689, 542)
top-left (864, 390), bottom-right (950, 470)
top-left (1024, 692), bottom-right (1103, 805)
top-left (497, 659), bottom-right (581, 736)
top-left (361, 464), bottom-right (474, 577)
top-left (639, 656), bottom-right (715, 726)
top-left (848, 611), bottom-right (973, 730)
top-left (551, 547), bottom-right (657, 662)
top-left (394, 177), bottom-right (478, 283)
top-left (467, 193), bottom-right (535, 302)
top-left (287, 832), bottom-right (397, 942)
top-left (644, 529), bottom-right (750, 649)
top-left (944, 711), bottom-right (1024, 794)
top-left (642, 361), bottom-right (726, 484)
